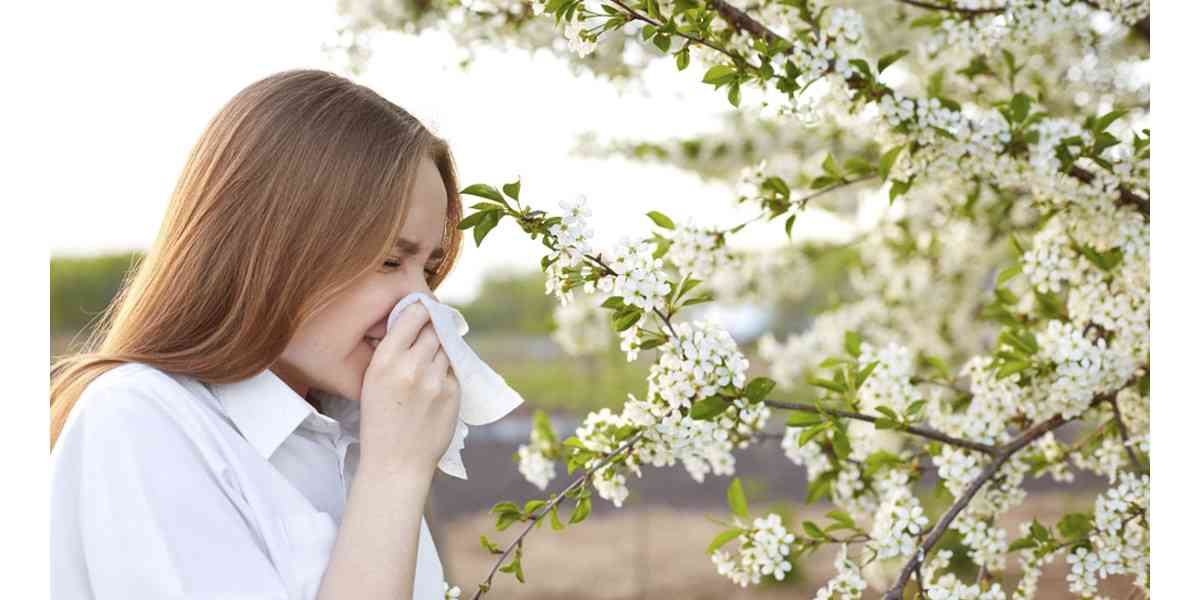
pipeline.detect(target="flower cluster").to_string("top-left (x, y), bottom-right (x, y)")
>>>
top-left (812, 544), bottom-right (867, 600)
top-left (515, 410), bottom-right (560, 491)
top-left (664, 218), bottom-right (734, 280)
top-left (1065, 471), bottom-right (1150, 596)
top-left (571, 407), bottom-right (639, 507)
top-left (544, 195), bottom-right (596, 305)
top-left (647, 319), bottom-right (749, 406)
top-left (596, 236), bottom-right (672, 313)
top-left (1033, 319), bottom-right (1137, 421)
top-left (711, 513), bottom-right (796, 586)
top-left (867, 472), bottom-right (929, 561)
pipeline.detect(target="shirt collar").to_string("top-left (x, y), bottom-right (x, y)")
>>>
top-left (207, 368), bottom-right (360, 460)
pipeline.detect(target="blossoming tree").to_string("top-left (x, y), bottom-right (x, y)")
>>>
top-left (332, 0), bottom-right (1150, 598)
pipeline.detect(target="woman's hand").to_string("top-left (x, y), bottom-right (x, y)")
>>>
top-left (358, 302), bottom-right (460, 478)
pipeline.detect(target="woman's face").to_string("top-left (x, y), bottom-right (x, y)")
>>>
top-left (273, 156), bottom-right (449, 403)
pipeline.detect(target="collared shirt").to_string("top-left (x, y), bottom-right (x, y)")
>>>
top-left (50, 362), bottom-right (446, 599)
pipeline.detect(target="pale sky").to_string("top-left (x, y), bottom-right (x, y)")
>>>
top-left (46, 1), bottom-right (853, 303)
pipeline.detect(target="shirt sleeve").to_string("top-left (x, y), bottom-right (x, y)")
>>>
top-left (51, 373), bottom-right (293, 600)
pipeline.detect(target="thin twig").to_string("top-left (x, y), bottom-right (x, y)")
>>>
top-left (1106, 395), bottom-right (1148, 472)
top-left (796, 174), bottom-right (879, 209)
top-left (764, 398), bottom-right (998, 455)
top-left (473, 428), bottom-right (648, 599)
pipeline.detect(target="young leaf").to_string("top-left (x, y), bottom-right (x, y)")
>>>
top-left (707, 528), bottom-right (742, 554)
top-left (878, 144), bottom-right (905, 180)
top-left (646, 210), bottom-right (676, 230)
top-left (690, 395), bottom-right (731, 421)
top-left (569, 496), bottom-right (592, 524)
top-left (502, 179), bottom-right (521, 202)
top-left (787, 411), bottom-right (824, 427)
top-left (727, 477), bottom-right (749, 520)
top-left (461, 183), bottom-right (506, 204)
top-left (744, 377), bottom-right (776, 404)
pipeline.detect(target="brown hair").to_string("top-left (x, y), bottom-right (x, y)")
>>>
top-left (50, 69), bottom-right (464, 450)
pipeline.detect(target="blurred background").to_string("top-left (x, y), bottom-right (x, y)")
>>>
top-left (49, 1), bottom-right (1138, 597)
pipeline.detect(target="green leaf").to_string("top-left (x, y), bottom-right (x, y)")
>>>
top-left (785, 214), bottom-right (796, 240)
top-left (1010, 93), bottom-right (1032, 125)
top-left (569, 496), bottom-right (592, 524)
top-left (821, 153), bottom-right (841, 178)
top-left (909, 14), bottom-right (943, 28)
top-left (802, 521), bottom-right (826, 540)
top-left (877, 49), bottom-right (909, 73)
top-left (675, 46), bottom-right (691, 71)
top-left (480, 534), bottom-right (503, 554)
top-left (702, 65), bottom-right (737, 86)
top-left (787, 411), bottom-right (824, 427)
top-left (1056, 513), bottom-right (1093, 540)
top-left (831, 428), bottom-right (851, 459)
top-left (1092, 108), bottom-right (1127, 133)
top-left (502, 179), bottom-right (521, 202)
top-left (457, 209), bottom-right (492, 231)
top-left (680, 292), bottom-right (714, 307)
top-left (612, 308), bottom-right (643, 332)
top-left (727, 82), bottom-right (741, 107)
top-left (601, 296), bottom-right (626, 309)
top-left (796, 422), bottom-right (831, 447)
top-left (690, 395), bottom-right (731, 421)
top-left (473, 210), bottom-right (502, 247)
top-left (997, 263), bottom-right (1023, 286)
top-left (461, 183), bottom-right (505, 204)
top-left (744, 377), bottom-right (776, 404)
top-left (524, 499), bottom-right (547, 516)
top-left (495, 511), bottom-right (521, 531)
top-left (808, 377), bottom-right (847, 394)
top-left (918, 353), bottom-right (951, 380)
top-left (653, 32), bottom-right (671, 53)
top-left (878, 144), bottom-right (905, 181)
top-left (843, 331), bottom-right (863, 357)
top-left (727, 478), bottom-right (749, 519)
top-left (646, 210), bottom-right (676, 229)
top-left (550, 503), bottom-right (566, 531)
top-left (889, 178), bottom-right (912, 205)
top-left (826, 510), bottom-right (856, 531)
top-left (707, 528), bottom-right (742, 554)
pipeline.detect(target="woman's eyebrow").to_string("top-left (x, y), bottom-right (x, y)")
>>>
top-left (395, 238), bottom-right (446, 261)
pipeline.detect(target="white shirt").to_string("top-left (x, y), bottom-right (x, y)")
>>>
top-left (50, 362), bottom-right (446, 599)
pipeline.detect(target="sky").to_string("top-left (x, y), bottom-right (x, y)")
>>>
top-left (46, 1), bottom-right (855, 303)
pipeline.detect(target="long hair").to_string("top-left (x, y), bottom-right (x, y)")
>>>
top-left (50, 69), bottom-right (464, 451)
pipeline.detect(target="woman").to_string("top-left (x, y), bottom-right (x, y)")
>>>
top-left (49, 68), bottom-right (465, 599)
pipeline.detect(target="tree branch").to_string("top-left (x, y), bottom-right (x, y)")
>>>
top-left (764, 399), bottom-right (998, 455)
top-left (895, 0), bottom-right (1004, 17)
top-left (881, 386), bottom-right (1129, 600)
top-left (705, 0), bottom-right (791, 50)
top-left (1067, 165), bottom-right (1149, 220)
top-left (1106, 394), bottom-right (1148, 472)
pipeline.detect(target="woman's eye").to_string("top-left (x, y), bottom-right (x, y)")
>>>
top-left (383, 259), bottom-right (402, 269)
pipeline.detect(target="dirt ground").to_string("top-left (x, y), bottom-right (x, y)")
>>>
top-left (438, 492), bottom-right (1142, 600)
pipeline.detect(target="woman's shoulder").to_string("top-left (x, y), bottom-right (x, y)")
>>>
top-left (70, 362), bottom-right (227, 450)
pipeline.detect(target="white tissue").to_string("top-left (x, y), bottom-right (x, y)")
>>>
top-left (384, 291), bottom-right (524, 479)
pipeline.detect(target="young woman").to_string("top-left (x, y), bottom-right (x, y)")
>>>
top-left (50, 69), bottom-right (465, 599)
